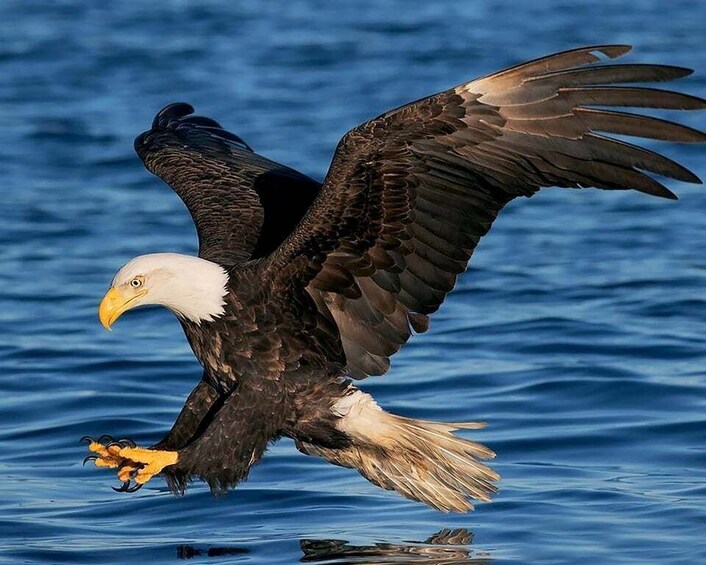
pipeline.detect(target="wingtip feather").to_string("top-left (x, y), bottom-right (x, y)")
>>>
top-left (152, 102), bottom-right (195, 128)
top-left (595, 44), bottom-right (633, 58)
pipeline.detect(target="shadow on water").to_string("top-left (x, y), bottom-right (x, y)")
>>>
top-left (177, 545), bottom-right (250, 559)
top-left (177, 529), bottom-right (490, 564)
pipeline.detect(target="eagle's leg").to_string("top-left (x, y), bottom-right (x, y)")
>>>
top-left (158, 379), bottom-right (288, 494)
top-left (113, 446), bottom-right (178, 485)
top-left (82, 376), bottom-right (222, 491)
top-left (150, 377), bottom-right (222, 451)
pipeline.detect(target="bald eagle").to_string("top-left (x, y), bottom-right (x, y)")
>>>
top-left (84, 45), bottom-right (705, 512)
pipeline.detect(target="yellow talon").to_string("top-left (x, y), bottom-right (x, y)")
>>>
top-left (84, 438), bottom-right (178, 487)
top-left (117, 464), bottom-right (137, 482)
top-left (88, 441), bottom-right (109, 456)
top-left (117, 447), bottom-right (179, 485)
top-left (94, 457), bottom-right (120, 469)
top-left (88, 442), bottom-right (123, 468)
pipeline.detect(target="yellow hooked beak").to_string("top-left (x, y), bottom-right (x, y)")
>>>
top-left (99, 287), bottom-right (147, 331)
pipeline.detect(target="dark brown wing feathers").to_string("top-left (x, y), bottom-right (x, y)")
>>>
top-left (263, 45), bottom-right (704, 378)
top-left (135, 103), bottom-right (321, 266)
top-left (136, 48), bottom-right (703, 381)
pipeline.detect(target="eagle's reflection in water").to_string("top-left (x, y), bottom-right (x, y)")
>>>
top-left (301, 528), bottom-right (490, 564)
top-left (177, 529), bottom-right (491, 563)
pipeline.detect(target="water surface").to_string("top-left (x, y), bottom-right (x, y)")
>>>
top-left (1, 1), bottom-right (705, 563)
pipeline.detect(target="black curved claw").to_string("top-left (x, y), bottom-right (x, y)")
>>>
top-left (79, 435), bottom-right (95, 444)
top-left (97, 434), bottom-right (115, 444)
top-left (106, 438), bottom-right (136, 451)
top-left (112, 479), bottom-right (144, 494)
top-left (82, 454), bottom-right (98, 466)
top-left (129, 466), bottom-right (140, 479)
top-left (112, 480), bottom-right (132, 493)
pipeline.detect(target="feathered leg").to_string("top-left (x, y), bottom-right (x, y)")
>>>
top-left (160, 380), bottom-right (287, 494)
top-left (151, 376), bottom-right (222, 451)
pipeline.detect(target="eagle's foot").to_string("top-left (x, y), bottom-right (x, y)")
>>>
top-left (81, 435), bottom-right (178, 492)
top-left (81, 435), bottom-right (133, 468)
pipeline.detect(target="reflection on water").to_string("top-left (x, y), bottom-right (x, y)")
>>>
top-left (177, 545), bottom-right (250, 559)
top-left (177, 529), bottom-right (490, 564)
top-left (300, 528), bottom-right (490, 564)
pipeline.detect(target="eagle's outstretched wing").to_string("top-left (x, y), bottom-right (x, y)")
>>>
top-left (135, 103), bottom-right (321, 266)
top-left (262, 45), bottom-right (705, 378)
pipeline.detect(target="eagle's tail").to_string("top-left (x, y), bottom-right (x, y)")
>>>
top-left (296, 389), bottom-right (499, 512)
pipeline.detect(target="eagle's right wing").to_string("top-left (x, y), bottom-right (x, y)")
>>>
top-left (262, 45), bottom-right (705, 379)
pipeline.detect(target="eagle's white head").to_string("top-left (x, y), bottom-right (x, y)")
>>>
top-left (99, 253), bottom-right (229, 329)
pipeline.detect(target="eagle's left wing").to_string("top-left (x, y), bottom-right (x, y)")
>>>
top-left (135, 103), bottom-right (321, 266)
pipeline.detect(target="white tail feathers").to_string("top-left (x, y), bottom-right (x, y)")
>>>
top-left (298, 390), bottom-right (499, 512)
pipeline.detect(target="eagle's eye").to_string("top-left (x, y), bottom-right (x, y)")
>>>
top-left (130, 278), bottom-right (143, 288)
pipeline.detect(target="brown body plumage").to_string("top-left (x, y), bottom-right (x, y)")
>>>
top-left (90, 46), bottom-right (704, 512)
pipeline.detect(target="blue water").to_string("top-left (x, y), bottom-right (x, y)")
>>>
top-left (1, 1), bottom-right (705, 563)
